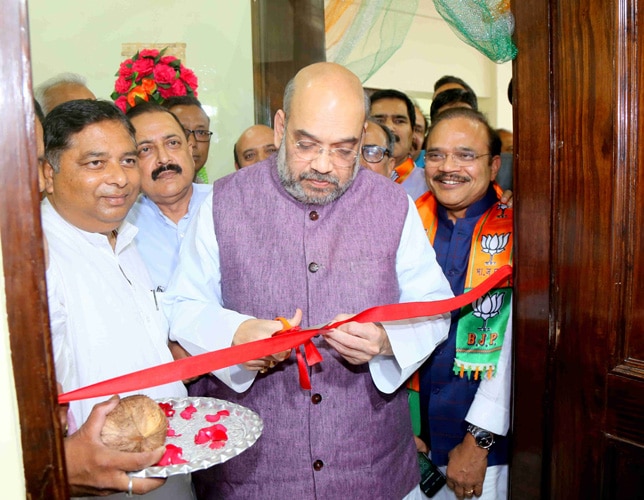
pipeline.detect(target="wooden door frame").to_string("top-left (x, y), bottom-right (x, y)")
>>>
top-left (2, 0), bottom-right (68, 497)
top-left (510, 0), bottom-right (554, 497)
top-left (251, 0), bottom-right (326, 126)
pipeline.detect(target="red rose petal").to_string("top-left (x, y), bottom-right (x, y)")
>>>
top-left (166, 425), bottom-right (181, 437)
top-left (194, 427), bottom-right (213, 445)
top-left (205, 409), bottom-right (230, 422)
top-left (156, 444), bottom-right (188, 466)
top-left (212, 426), bottom-right (228, 441)
top-left (209, 440), bottom-right (226, 449)
top-left (158, 402), bottom-right (175, 417)
top-left (194, 423), bottom-right (228, 447)
top-left (180, 404), bottom-right (197, 420)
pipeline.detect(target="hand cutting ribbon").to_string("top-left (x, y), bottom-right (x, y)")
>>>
top-left (58, 265), bottom-right (512, 404)
top-left (272, 316), bottom-right (323, 390)
top-left (257, 317), bottom-right (294, 374)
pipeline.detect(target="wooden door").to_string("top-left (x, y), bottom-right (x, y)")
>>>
top-left (2, 0), bottom-right (68, 498)
top-left (512, 0), bottom-right (644, 497)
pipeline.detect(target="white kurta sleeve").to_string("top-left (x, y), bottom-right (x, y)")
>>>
top-left (163, 196), bottom-right (257, 392)
top-left (369, 197), bottom-right (453, 394)
top-left (46, 258), bottom-right (74, 392)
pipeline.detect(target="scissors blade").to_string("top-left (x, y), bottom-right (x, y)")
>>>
top-left (306, 322), bottom-right (331, 331)
top-left (273, 321), bottom-right (331, 337)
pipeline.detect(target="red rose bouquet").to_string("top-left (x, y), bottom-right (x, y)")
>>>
top-left (111, 48), bottom-right (199, 112)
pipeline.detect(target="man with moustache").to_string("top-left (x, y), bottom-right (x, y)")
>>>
top-left (164, 62), bottom-right (454, 499)
top-left (41, 99), bottom-right (193, 499)
top-left (415, 108), bottom-right (513, 500)
top-left (361, 119), bottom-right (396, 178)
top-left (126, 103), bottom-right (211, 291)
top-left (370, 89), bottom-right (428, 200)
top-left (234, 124), bottom-right (277, 169)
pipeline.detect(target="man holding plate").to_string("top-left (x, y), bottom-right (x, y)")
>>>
top-left (41, 99), bottom-right (193, 499)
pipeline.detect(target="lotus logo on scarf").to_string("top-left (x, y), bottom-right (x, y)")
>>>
top-left (472, 292), bottom-right (505, 331)
top-left (481, 233), bottom-right (511, 265)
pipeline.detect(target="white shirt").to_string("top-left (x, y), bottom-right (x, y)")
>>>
top-left (391, 161), bottom-right (429, 201)
top-left (42, 198), bottom-right (187, 425)
top-left (163, 194), bottom-right (453, 394)
top-left (403, 165), bottom-right (429, 201)
top-left (466, 306), bottom-right (513, 436)
top-left (127, 183), bottom-right (212, 290)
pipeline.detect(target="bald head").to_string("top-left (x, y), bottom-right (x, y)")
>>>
top-left (234, 124), bottom-right (277, 169)
top-left (283, 62), bottom-right (369, 121)
top-left (274, 63), bottom-right (369, 205)
top-left (35, 74), bottom-right (96, 115)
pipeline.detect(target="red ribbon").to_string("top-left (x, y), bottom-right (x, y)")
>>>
top-left (58, 265), bottom-right (512, 404)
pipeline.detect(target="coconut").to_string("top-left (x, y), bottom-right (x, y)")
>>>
top-left (100, 395), bottom-right (167, 452)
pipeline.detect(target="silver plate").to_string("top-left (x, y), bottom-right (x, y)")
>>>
top-left (131, 396), bottom-right (263, 478)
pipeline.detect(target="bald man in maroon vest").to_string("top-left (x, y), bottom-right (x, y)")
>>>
top-left (164, 62), bottom-right (453, 500)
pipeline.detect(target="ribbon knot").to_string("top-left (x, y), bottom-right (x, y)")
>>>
top-left (273, 321), bottom-right (324, 390)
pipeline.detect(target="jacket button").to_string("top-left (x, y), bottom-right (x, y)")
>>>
top-left (309, 211), bottom-right (319, 221)
top-left (313, 459), bottom-right (324, 471)
top-left (311, 393), bottom-right (322, 404)
top-left (308, 262), bottom-right (319, 273)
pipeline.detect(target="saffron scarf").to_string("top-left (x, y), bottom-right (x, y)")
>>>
top-left (415, 187), bottom-right (513, 379)
top-left (407, 186), bottom-right (512, 434)
top-left (391, 157), bottom-right (415, 184)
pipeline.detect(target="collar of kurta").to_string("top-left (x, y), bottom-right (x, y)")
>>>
top-left (42, 197), bottom-right (137, 253)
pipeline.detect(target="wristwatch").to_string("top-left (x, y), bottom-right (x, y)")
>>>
top-left (467, 424), bottom-right (494, 450)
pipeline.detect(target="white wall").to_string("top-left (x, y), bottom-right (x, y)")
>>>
top-left (28, 0), bottom-right (254, 182)
top-left (361, 2), bottom-right (513, 129)
top-left (0, 239), bottom-right (26, 498)
top-left (28, 1), bottom-right (511, 184)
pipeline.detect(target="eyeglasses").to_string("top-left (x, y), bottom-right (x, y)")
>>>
top-left (290, 137), bottom-right (358, 168)
top-left (425, 150), bottom-right (491, 165)
top-left (184, 129), bottom-right (213, 143)
top-left (361, 145), bottom-right (390, 163)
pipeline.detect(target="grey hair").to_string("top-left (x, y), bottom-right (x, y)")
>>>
top-left (362, 90), bottom-right (371, 119)
top-left (34, 72), bottom-right (89, 115)
top-left (367, 119), bottom-right (395, 156)
top-left (282, 76), bottom-right (371, 119)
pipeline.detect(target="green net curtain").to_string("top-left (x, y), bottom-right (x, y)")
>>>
top-left (432, 0), bottom-right (517, 63)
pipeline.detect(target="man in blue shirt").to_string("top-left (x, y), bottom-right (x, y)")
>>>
top-left (163, 96), bottom-right (212, 184)
top-left (126, 103), bottom-right (211, 291)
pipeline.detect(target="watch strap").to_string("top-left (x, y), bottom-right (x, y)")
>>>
top-left (467, 424), bottom-right (495, 449)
